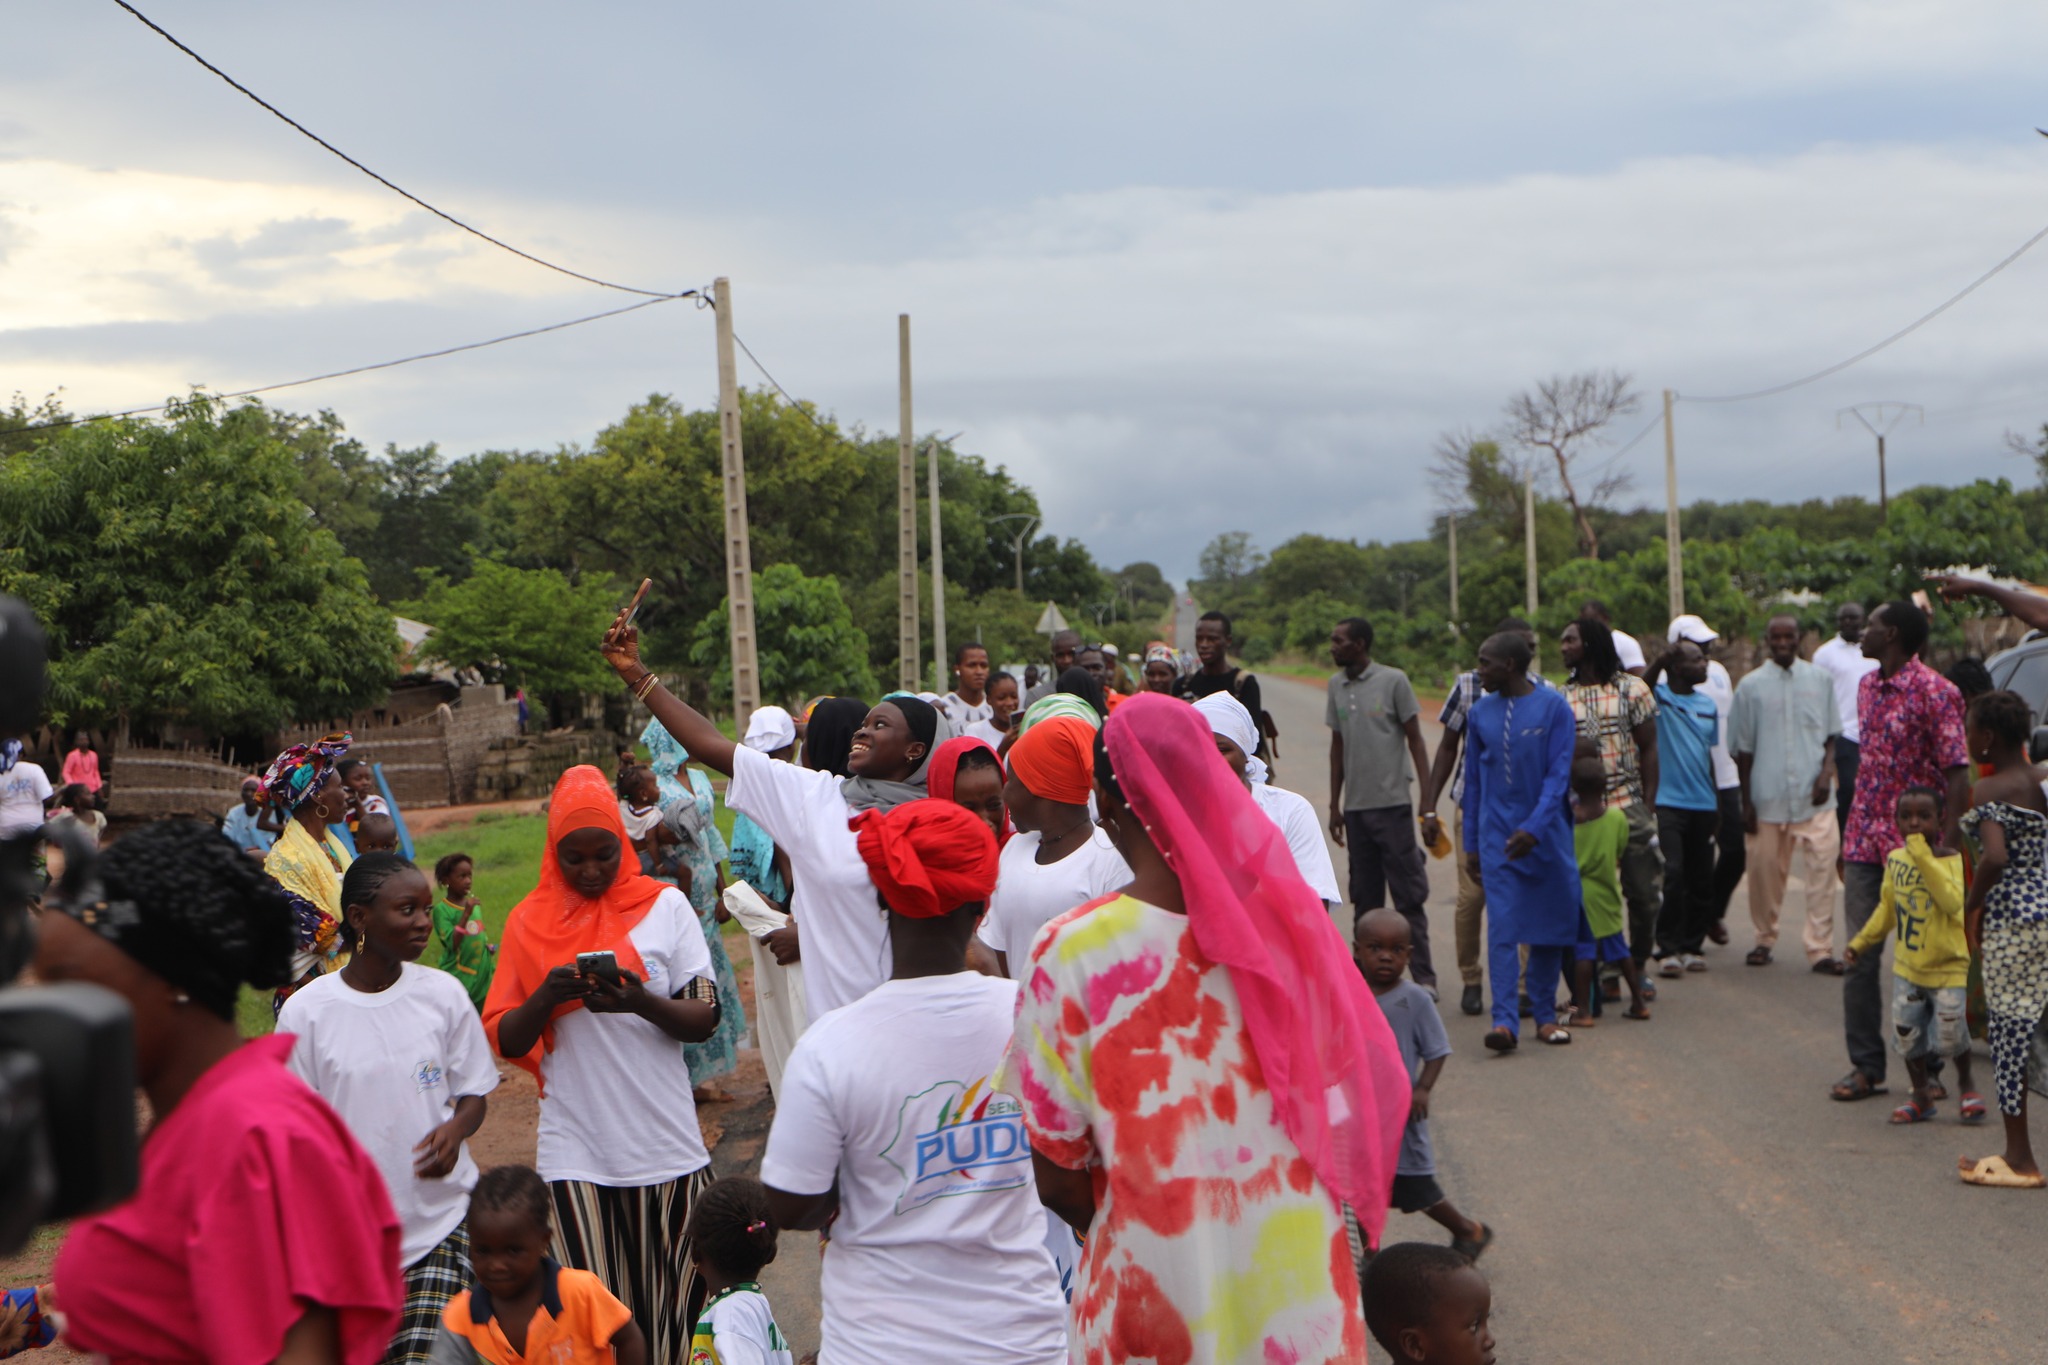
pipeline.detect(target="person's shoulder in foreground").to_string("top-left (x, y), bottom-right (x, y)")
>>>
top-left (1365, 1242), bottom-right (1496, 1365)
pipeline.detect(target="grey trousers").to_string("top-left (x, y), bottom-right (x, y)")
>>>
top-left (1346, 805), bottom-right (1435, 987)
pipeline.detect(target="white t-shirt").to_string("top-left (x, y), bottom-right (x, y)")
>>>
top-left (726, 745), bottom-right (890, 1022)
top-left (278, 963), bottom-right (500, 1266)
top-left (1700, 660), bottom-right (1739, 790)
top-left (695, 1288), bottom-right (794, 1365)
top-left (942, 692), bottom-right (996, 728)
top-left (1812, 635), bottom-right (1880, 744)
top-left (962, 719), bottom-right (1011, 749)
top-left (619, 800), bottom-right (663, 844)
top-left (536, 886), bottom-right (714, 1185)
top-left (760, 973), bottom-right (1066, 1365)
top-left (1252, 782), bottom-right (1342, 902)
top-left (0, 763), bottom-right (52, 838)
top-left (1614, 631), bottom-right (1647, 671)
top-left (978, 828), bottom-right (1130, 981)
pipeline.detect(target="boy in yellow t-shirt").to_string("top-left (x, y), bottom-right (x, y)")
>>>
top-left (1844, 786), bottom-right (1980, 1126)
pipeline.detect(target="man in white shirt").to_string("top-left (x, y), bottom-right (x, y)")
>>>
top-left (762, 801), bottom-right (1066, 1365)
top-left (941, 643), bottom-right (996, 728)
top-left (1669, 614), bottom-right (1745, 947)
top-left (1811, 601), bottom-right (1880, 835)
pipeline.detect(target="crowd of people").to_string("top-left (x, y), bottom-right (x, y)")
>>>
top-left (15, 571), bottom-right (2048, 1365)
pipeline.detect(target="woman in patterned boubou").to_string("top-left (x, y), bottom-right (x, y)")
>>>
top-left (1958, 690), bottom-right (2048, 1188)
top-left (261, 731), bottom-right (356, 1010)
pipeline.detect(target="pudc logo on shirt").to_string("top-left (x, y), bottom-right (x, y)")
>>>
top-left (880, 1076), bottom-right (1030, 1214)
top-left (412, 1059), bottom-right (444, 1093)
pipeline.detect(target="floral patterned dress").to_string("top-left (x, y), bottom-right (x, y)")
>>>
top-left (642, 720), bottom-right (749, 1088)
top-left (1012, 893), bottom-right (1366, 1365)
top-left (1960, 801), bottom-right (2048, 1117)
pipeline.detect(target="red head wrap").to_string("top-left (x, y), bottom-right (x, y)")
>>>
top-left (851, 801), bottom-right (1000, 918)
top-left (1005, 715), bottom-right (1096, 806)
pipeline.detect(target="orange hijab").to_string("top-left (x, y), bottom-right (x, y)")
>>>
top-left (483, 765), bottom-right (669, 1087)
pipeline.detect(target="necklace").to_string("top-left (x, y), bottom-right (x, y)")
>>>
top-left (1041, 813), bottom-right (1092, 849)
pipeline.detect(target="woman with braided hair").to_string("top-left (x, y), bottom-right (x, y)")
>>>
top-left (39, 818), bottom-right (403, 1363)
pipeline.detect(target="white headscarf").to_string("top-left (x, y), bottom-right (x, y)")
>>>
top-left (1193, 691), bottom-right (1269, 786)
top-left (742, 705), bottom-right (798, 753)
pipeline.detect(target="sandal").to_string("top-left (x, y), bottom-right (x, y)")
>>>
top-left (1958, 1154), bottom-right (2047, 1188)
top-left (1960, 1092), bottom-right (1987, 1124)
top-left (1537, 1024), bottom-right (1572, 1046)
top-left (1622, 1004), bottom-right (1651, 1021)
top-left (1451, 1223), bottom-right (1494, 1262)
top-left (1483, 1027), bottom-right (1518, 1053)
top-left (1830, 1071), bottom-right (1888, 1102)
top-left (1811, 957), bottom-right (1846, 976)
top-left (1562, 1005), bottom-right (1598, 1029)
top-left (1889, 1098), bottom-right (1937, 1124)
top-left (1746, 945), bottom-right (1773, 966)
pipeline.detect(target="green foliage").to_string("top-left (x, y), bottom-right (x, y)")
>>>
top-left (402, 559), bottom-right (621, 696)
top-left (0, 396), bottom-right (395, 734)
top-left (691, 562), bottom-right (876, 708)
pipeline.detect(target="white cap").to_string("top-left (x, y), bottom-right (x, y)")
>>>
top-left (1667, 614), bottom-right (1719, 645)
top-left (741, 705), bottom-right (797, 753)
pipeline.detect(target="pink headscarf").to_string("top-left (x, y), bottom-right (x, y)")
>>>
top-left (1103, 693), bottom-right (1409, 1240)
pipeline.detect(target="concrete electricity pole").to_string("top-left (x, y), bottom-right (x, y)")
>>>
top-left (1662, 388), bottom-right (1684, 621)
top-left (896, 315), bottom-right (919, 693)
top-left (928, 440), bottom-right (947, 694)
top-left (712, 277), bottom-right (759, 732)
top-left (1838, 402), bottom-right (1921, 520)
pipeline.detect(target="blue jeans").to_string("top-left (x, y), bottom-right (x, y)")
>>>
top-left (1491, 938), bottom-right (1565, 1034)
top-left (1890, 978), bottom-right (1969, 1060)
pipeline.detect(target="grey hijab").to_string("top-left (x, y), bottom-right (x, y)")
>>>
top-left (839, 695), bottom-right (954, 813)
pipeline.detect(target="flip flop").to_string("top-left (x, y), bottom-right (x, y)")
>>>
top-left (1622, 1004), bottom-right (1651, 1021)
top-left (1745, 945), bottom-right (1773, 966)
top-left (1483, 1027), bottom-right (1518, 1053)
top-left (1960, 1092), bottom-right (1988, 1124)
top-left (1812, 957), bottom-right (1846, 976)
top-left (1830, 1071), bottom-right (1888, 1102)
top-left (1958, 1155), bottom-right (2047, 1188)
top-left (1562, 1006), bottom-right (1598, 1029)
top-left (1537, 1025), bottom-right (1572, 1046)
top-left (1889, 1098), bottom-right (1937, 1124)
top-left (1451, 1223), bottom-right (1494, 1262)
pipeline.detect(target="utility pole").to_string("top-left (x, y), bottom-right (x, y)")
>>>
top-left (1447, 511), bottom-right (1461, 626)
top-left (1662, 388), bottom-right (1684, 621)
top-left (1838, 402), bottom-right (1921, 521)
top-left (988, 513), bottom-right (1039, 596)
top-left (1523, 466), bottom-right (1538, 620)
top-left (712, 277), bottom-right (759, 732)
top-left (928, 440), bottom-right (947, 694)
top-left (896, 315), bottom-right (919, 693)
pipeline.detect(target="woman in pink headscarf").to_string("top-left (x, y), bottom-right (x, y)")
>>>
top-left (1011, 693), bottom-right (1409, 1364)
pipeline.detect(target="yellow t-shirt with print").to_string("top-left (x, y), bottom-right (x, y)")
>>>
top-left (1847, 834), bottom-right (1968, 988)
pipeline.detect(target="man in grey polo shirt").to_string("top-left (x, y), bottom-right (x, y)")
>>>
top-left (1729, 613), bottom-right (1841, 969)
top-left (1328, 615), bottom-right (1436, 990)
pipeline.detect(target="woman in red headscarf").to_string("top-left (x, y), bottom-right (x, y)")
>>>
top-left (928, 735), bottom-right (1011, 846)
top-left (484, 765), bottom-right (722, 1365)
top-left (1011, 694), bottom-right (1411, 1364)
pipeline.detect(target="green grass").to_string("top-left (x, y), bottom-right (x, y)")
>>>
top-left (240, 777), bottom-right (744, 1038)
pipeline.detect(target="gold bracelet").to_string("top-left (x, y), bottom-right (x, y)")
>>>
top-left (632, 671), bottom-right (660, 701)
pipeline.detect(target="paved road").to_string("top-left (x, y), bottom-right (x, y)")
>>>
top-left (1257, 671), bottom-right (2047, 1364)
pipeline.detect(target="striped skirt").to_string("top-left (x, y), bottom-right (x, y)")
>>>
top-left (387, 1223), bottom-right (471, 1365)
top-left (549, 1167), bottom-right (714, 1365)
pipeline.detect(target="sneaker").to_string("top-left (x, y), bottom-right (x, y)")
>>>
top-left (1658, 956), bottom-right (1685, 978)
top-left (1684, 954), bottom-right (1708, 972)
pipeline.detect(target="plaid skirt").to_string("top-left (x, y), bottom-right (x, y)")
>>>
top-left (550, 1167), bottom-right (714, 1365)
top-left (387, 1223), bottom-right (471, 1365)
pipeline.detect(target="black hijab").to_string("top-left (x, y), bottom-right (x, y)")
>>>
top-left (1056, 665), bottom-right (1109, 719)
top-left (804, 697), bottom-right (870, 778)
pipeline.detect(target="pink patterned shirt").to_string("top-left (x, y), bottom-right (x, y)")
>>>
top-left (1842, 658), bottom-right (1967, 866)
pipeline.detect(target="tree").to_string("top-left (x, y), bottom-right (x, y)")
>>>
top-left (1197, 532), bottom-right (1265, 593)
top-left (690, 563), bottom-right (875, 707)
top-left (0, 396), bottom-right (395, 736)
top-left (2005, 423), bottom-right (2048, 490)
top-left (1109, 562), bottom-right (1175, 618)
top-left (1504, 370), bottom-right (1641, 559)
top-left (403, 559), bottom-right (621, 697)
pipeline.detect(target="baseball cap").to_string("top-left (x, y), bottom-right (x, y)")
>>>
top-left (1667, 614), bottom-right (1719, 645)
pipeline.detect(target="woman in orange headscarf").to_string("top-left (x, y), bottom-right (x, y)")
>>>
top-left (483, 765), bottom-right (722, 1365)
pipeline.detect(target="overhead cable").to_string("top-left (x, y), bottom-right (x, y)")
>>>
top-left (110, 0), bottom-right (690, 299)
top-left (12, 294), bottom-right (688, 434)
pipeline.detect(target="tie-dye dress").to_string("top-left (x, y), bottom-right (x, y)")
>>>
top-left (1012, 893), bottom-right (1366, 1365)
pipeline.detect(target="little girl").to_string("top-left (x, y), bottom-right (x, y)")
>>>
top-left (619, 765), bottom-right (680, 881)
top-left (277, 852), bottom-right (500, 1364)
top-left (433, 852), bottom-right (498, 1012)
top-left (685, 1177), bottom-right (792, 1365)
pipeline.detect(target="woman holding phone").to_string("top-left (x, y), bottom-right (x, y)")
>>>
top-left (482, 765), bottom-right (721, 1365)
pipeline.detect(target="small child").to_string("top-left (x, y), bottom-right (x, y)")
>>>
top-left (337, 757), bottom-right (389, 828)
top-left (1355, 908), bottom-right (1491, 1261)
top-left (355, 811), bottom-right (401, 854)
top-left (437, 1165), bottom-right (647, 1365)
top-left (1570, 758), bottom-right (1650, 1024)
top-left (433, 852), bottom-right (498, 1012)
top-left (617, 766), bottom-right (677, 879)
top-left (1843, 785), bottom-right (1978, 1125)
top-left (684, 1176), bottom-right (792, 1365)
top-left (1363, 1242), bottom-right (1497, 1365)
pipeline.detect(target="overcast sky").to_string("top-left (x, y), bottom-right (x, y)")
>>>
top-left (6, 2), bottom-right (2048, 580)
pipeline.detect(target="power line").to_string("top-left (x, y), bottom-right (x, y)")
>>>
top-left (110, 0), bottom-right (689, 300)
top-left (11, 294), bottom-right (691, 434)
top-left (1682, 216), bottom-right (2048, 404)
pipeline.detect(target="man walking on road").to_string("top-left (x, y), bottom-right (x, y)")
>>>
top-left (1426, 617), bottom-right (1545, 1016)
top-left (1813, 602), bottom-right (1879, 835)
top-left (1830, 601), bottom-right (1969, 1103)
top-left (1729, 614), bottom-right (1840, 969)
top-left (1328, 616), bottom-right (1436, 992)
top-left (1670, 615), bottom-right (1744, 947)
top-left (1647, 639), bottom-right (1722, 976)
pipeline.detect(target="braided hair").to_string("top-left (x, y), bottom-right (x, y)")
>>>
top-left (338, 852), bottom-right (422, 951)
top-left (683, 1176), bottom-right (779, 1282)
top-left (93, 819), bottom-right (295, 1020)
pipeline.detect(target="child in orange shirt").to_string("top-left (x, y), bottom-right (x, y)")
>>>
top-left (434, 1166), bottom-right (647, 1365)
